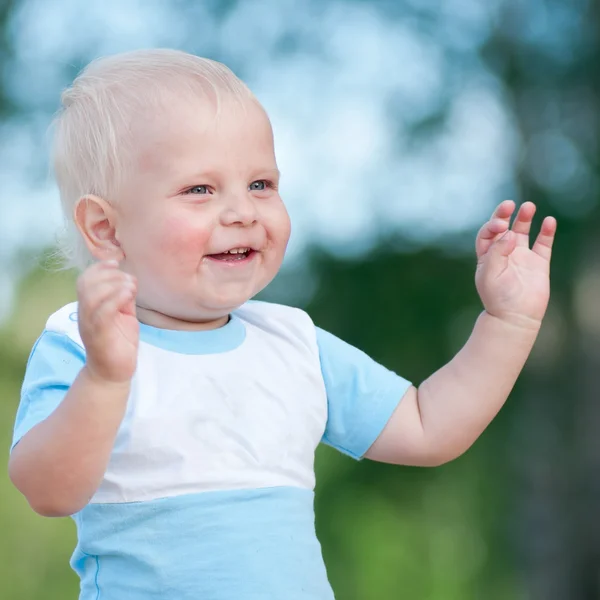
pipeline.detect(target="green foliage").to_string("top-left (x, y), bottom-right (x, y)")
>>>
top-left (1, 267), bottom-right (79, 600)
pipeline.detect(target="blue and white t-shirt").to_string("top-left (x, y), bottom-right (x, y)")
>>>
top-left (11, 300), bottom-right (411, 600)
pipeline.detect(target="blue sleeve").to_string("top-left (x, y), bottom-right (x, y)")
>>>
top-left (11, 331), bottom-right (86, 452)
top-left (317, 327), bottom-right (412, 460)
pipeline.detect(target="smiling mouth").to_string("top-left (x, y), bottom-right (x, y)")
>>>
top-left (205, 247), bottom-right (256, 263)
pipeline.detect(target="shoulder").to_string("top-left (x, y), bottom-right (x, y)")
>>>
top-left (234, 300), bottom-right (318, 349)
top-left (21, 304), bottom-right (86, 398)
top-left (235, 300), bottom-right (313, 326)
top-left (43, 301), bottom-right (84, 349)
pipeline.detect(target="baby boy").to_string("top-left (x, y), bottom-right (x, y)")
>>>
top-left (9, 49), bottom-right (556, 599)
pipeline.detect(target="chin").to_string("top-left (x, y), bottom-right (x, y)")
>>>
top-left (200, 293), bottom-right (255, 316)
top-left (201, 279), bottom-right (272, 312)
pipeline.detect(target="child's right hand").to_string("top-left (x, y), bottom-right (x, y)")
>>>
top-left (77, 260), bottom-right (139, 384)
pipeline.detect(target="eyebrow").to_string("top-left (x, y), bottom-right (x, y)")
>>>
top-left (258, 169), bottom-right (281, 179)
top-left (179, 167), bottom-right (281, 181)
top-left (253, 168), bottom-right (281, 180)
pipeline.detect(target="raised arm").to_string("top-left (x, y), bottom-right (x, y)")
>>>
top-left (365, 201), bottom-right (556, 466)
top-left (8, 261), bottom-right (139, 516)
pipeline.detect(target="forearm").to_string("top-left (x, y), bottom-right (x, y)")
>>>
top-left (417, 310), bottom-right (539, 462)
top-left (9, 366), bottom-right (130, 517)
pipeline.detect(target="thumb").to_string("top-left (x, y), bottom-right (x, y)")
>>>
top-left (477, 230), bottom-right (516, 278)
top-left (119, 284), bottom-right (138, 317)
top-left (489, 229), bottom-right (516, 258)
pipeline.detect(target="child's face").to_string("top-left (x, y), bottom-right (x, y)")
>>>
top-left (113, 96), bottom-right (291, 327)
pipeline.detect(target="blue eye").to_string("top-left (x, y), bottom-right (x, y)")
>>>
top-left (187, 185), bottom-right (209, 195)
top-left (249, 180), bottom-right (269, 191)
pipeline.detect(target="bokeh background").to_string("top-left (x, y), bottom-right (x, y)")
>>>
top-left (1, 0), bottom-right (598, 598)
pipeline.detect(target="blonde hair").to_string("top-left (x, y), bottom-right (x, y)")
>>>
top-left (52, 48), bottom-right (255, 270)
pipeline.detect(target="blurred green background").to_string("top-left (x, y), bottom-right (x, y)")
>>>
top-left (1, 0), bottom-right (599, 598)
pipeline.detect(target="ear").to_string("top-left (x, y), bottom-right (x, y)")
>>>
top-left (74, 195), bottom-right (124, 261)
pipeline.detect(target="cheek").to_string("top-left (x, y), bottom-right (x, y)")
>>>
top-left (277, 211), bottom-right (292, 254)
top-left (282, 211), bottom-right (292, 243)
top-left (267, 202), bottom-right (291, 248)
top-left (148, 215), bottom-right (212, 264)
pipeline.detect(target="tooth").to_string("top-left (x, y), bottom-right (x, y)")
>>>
top-left (219, 248), bottom-right (250, 255)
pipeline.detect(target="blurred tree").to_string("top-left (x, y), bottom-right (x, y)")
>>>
top-left (481, 1), bottom-right (600, 598)
top-left (0, 0), bottom-right (18, 117)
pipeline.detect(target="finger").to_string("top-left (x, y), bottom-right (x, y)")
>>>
top-left (476, 201), bottom-right (515, 258)
top-left (511, 202), bottom-right (536, 244)
top-left (476, 219), bottom-right (510, 258)
top-left (531, 216), bottom-right (557, 261)
top-left (92, 285), bottom-right (137, 327)
top-left (80, 275), bottom-right (136, 315)
top-left (120, 291), bottom-right (138, 318)
top-left (478, 230), bottom-right (517, 281)
top-left (79, 268), bottom-right (132, 292)
top-left (479, 229), bottom-right (517, 266)
top-left (478, 219), bottom-right (511, 241)
top-left (492, 199), bottom-right (516, 222)
top-left (96, 259), bottom-right (120, 269)
top-left (78, 261), bottom-right (129, 294)
top-left (78, 271), bottom-right (134, 303)
top-left (491, 229), bottom-right (517, 258)
top-left (86, 259), bottom-right (121, 276)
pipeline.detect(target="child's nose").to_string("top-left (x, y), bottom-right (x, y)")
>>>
top-left (220, 192), bottom-right (258, 227)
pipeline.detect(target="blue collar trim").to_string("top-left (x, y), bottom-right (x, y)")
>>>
top-left (138, 314), bottom-right (246, 355)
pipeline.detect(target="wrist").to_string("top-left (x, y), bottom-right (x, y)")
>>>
top-left (480, 310), bottom-right (542, 337)
top-left (81, 365), bottom-right (133, 390)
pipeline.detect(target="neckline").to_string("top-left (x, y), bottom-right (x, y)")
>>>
top-left (138, 314), bottom-right (246, 355)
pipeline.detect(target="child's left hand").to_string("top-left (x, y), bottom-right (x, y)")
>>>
top-left (475, 200), bottom-right (557, 330)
